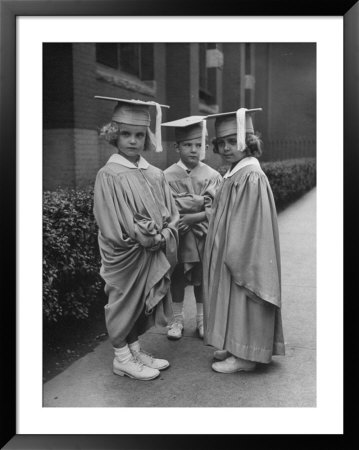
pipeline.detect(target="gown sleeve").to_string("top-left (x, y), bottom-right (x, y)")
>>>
top-left (173, 193), bottom-right (205, 214)
top-left (94, 168), bottom-right (166, 250)
top-left (159, 173), bottom-right (179, 268)
top-left (224, 170), bottom-right (281, 307)
top-left (93, 169), bottom-right (138, 250)
top-left (191, 172), bottom-right (222, 237)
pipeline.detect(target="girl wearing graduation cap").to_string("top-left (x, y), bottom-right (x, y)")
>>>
top-left (93, 97), bottom-right (179, 381)
top-left (162, 116), bottom-right (222, 340)
top-left (203, 108), bottom-right (285, 373)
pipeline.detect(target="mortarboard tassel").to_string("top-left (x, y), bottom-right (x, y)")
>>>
top-left (236, 108), bottom-right (247, 152)
top-left (199, 120), bottom-right (207, 161)
top-left (155, 102), bottom-right (163, 152)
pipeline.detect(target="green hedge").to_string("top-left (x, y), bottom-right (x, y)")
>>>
top-left (43, 157), bottom-right (315, 323)
top-left (43, 187), bottom-right (103, 323)
top-left (217, 157), bottom-right (316, 210)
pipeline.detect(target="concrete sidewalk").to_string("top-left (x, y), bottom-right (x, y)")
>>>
top-left (43, 188), bottom-right (316, 407)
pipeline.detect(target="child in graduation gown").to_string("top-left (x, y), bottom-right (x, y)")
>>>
top-left (162, 116), bottom-right (222, 340)
top-left (93, 97), bottom-right (179, 381)
top-left (203, 108), bottom-right (285, 373)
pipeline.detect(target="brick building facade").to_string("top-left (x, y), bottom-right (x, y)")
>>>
top-left (43, 42), bottom-right (316, 190)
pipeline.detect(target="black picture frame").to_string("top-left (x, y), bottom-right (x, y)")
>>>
top-left (1, 0), bottom-right (357, 448)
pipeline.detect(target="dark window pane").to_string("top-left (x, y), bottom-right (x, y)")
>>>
top-left (96, 44), bottom-right (118, 68)
top-left (119, 44), bottom-right (140, 77)
top-left (141, 44), bottom-right (154, 80)
top-left (199, 43), bottom-right (207, 90)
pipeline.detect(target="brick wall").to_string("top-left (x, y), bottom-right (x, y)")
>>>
top-left (43, 42), bottom-right (316, 190)
top-left (43, 129), bottom-right (76, 190)
top-left (222, 43), bottom-right (245, 110)
top-left (166, 43), bottom-right (200, 120)
top-left (269, 43), bottom-right (316, 140)
top-left (43, 43), bottom-right (228, 189)
top-left (73, 129), bottom-right (100, 187)
top-left (43, 43), bottom-right (74, 129)
top-left (254, 43), bottom-right (316, 161)
top-left (73, 44), bottom-right (98, 130)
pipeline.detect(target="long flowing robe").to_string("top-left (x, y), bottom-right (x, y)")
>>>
top-left (93, 153), bottom-right (179, 347)
top-left (202, 157), bottom-right (285, 363)
top-left (164, 161), bottom-right (222, 284)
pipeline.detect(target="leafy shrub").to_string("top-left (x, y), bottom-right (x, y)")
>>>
top-left (217, 157), bottom-right (316, 210)
top-left (43, 187), bottom-right (103, 323)
top-left (261, 158), bottom-right (316, 209)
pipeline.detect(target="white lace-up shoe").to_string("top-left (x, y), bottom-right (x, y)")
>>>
top-left (213, 349), bottom-right (229, 361)
top-left (113, 356), bottom-right (160, 380)
top-left (212, 356), bottom-right (256, 374)
top-left (167, 319), bottom-right (184, 340)
top-left (132, 349), bottom-right (170, 370)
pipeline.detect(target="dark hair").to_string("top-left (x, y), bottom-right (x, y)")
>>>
top-left (97, 121), bottom-right (154, 151)
top-left (212, 132), bottom-right (263, 158)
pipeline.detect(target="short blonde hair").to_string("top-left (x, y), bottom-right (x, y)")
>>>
top-left (98, 121), bottom-right (156, 151)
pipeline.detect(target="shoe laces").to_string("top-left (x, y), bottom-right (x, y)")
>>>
top-left (129, 355), bottom-right (145, 369)
top-left (139, 349), bottom-right (154, 362)
top-left (169, 320), bottom-right (183, 330)
top-left (133, 349), bottom-right (154, 363)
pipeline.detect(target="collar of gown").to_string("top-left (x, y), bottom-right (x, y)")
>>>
top-left (223, 156), bottom-right (260, 179)
top-left (108, 153), bottom-right (150, 169)
top-left (176, 159), bottom-right (203, 172)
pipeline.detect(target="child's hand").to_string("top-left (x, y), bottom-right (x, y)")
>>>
top-left (178, 222), bottom-right (190, 235)
top-left (148, 233), bottom-right (165, 252)
top-left (179, 214), bottom-right (195, 227)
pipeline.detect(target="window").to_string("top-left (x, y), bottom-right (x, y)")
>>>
top-left (119, 44), bottom-right (140, 77)
top-left (96, 43), bottom-right (118, 69)
top-left (96, 43), bottom-right (154, 80)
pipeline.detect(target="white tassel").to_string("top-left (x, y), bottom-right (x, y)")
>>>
top-left (200, 120), bottom-right (207, 161)
top-left (155, 103), bottom-right (163, 152)
top-left (236, 108), bottom-right (247, 152)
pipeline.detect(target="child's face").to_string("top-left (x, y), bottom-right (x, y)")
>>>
top-left (117, 124), bottom-right (147, 161)
top-left (217, 134), bottom-right (246, 164)
top-left (176, 138), bottom-right (203, 169)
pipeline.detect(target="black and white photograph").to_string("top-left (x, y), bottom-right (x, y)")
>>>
top-left (41, 41), bottom-right (316, 408)
top-left (7, 10), bottom-right (350, 443)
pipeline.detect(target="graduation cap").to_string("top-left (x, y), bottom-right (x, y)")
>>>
top-left (95, 96), bottom-right (170, 152)
top-left (206, 108), bottom-right (262, 152)
top-left (161, 115), bottom-right (207, 161)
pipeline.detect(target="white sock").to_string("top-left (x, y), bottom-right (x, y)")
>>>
top-left (196, 303), bottom-right (203, 317)
top-left (128, 340), bottom-right (141, 354)
top-left (114, 344), bottom-right (132, 363)
top-left (172, 301), bottom-right (184, 319)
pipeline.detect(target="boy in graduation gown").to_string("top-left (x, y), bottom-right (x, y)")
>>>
top-left (202, 108), bottom-right (285, 373)
top-left (93, 96), bottom-right (179, 381)
top-left (162, 116), bottom-right (222, 340)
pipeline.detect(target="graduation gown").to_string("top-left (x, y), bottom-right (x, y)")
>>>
top-left (93, 154), bottom-right (179, 347)
top-left (164, 161), bottom-right (222, 284)
top-left (202, 157), bottom-right (285, 363)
